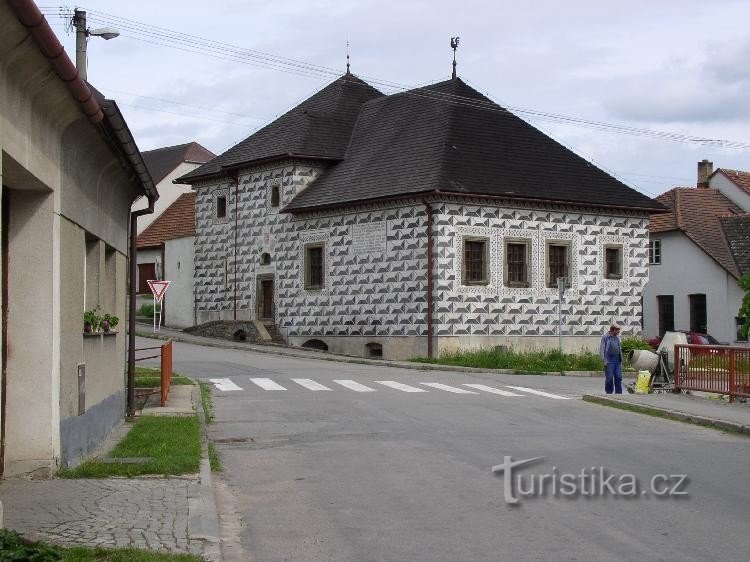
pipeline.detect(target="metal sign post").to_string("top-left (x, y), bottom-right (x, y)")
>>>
top-left (147, 280), bottom-right (171, 333)
top-left (557, 277), bottom-right (566, 353)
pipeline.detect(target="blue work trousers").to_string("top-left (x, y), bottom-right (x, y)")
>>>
top-left (604, 360), bottom-right (622, 394)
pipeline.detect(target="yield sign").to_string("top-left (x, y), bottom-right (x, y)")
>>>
top-left (147, 280), bottom-right (171, 303)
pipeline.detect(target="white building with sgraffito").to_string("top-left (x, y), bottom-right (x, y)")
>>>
top-left (178, 73), bottom-right (662, 360)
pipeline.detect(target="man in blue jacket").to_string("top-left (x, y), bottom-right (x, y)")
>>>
top-left (600, 321), bottom-right (623, 394)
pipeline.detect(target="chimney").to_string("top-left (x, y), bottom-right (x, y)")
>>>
top-left (697, 159), bottom-right (713, 188)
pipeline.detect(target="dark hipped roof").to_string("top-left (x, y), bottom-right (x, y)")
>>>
top-left (285, 78), bottom-right (663, 212)
top-left (137, 192), bottom-right (196, 249)
top-left (720, 214), bottom-right (750, 276)
top-left (179, 74), bottom-right (383, 182)
top-left (142, 142), bottom-right (215, 185)
top-left (650, 187), bottom-right (744, 278)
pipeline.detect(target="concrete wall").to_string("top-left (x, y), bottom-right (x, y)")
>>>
top-left (164, 235), bottom-right (195, 328)
top-left (134, 161), bottom-right (200, 233)
top-left (643, 230), bottom-right (742, 343)
top-left (0, 6), bottom-right (141, 475)
top-left (710, 173), bottom-right (750, 211)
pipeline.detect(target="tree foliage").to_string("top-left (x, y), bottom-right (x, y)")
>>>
top-left (739, 273), bottom-right (750, 340)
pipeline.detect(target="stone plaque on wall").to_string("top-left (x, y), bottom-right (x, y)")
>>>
top-left (351, 222), bottom-right (387, 254)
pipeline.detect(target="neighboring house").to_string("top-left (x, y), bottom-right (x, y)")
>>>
top-left (178, 73), bottom-right (662, 360)
top-left (644, 160), bottom-right (750, 343)
top-left (132, 142), bottom-right (213, 304)
top-left (137, 193), bottom-right (196, 328)
top-left (1, 0), bottom-right (156, 476)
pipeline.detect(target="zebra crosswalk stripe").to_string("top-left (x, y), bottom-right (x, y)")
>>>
top-left (463, 384), bottom-right (524, 396)
top-left (209, 378), bottom-right (243, 392)
top-left (250, 378), bottom-right (287, 390)
top-left (374, 381), bottom-right (427, 393)
top-left (292, 378), bottom-right (333, 391)
top-left (505, 385), bottom-right (570, 399)
top-left (420, 382), bottom-right (477, 394)
top-left (333, 380), bottom-right (376, 392)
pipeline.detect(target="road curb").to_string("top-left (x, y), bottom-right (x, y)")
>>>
top-left (582, 394), bottom-right (750, 436)
top-left (188, 385), bottom-right (222, 561)
top-left (136, 327), bottom-right (628, 379)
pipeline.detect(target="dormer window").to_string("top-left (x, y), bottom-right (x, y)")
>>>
top-left (271, 185), bottom-right (280, 207)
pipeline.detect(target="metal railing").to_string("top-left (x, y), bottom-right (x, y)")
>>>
top-left (134, 339), bottom-right (173, 407)
top-left (674, 344), bottom-right (750, 403)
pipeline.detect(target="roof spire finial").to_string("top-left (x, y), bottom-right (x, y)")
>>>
top-left (346, 40), bottom-right (351, 74)
top-left (450, 36), bottom-right (460, 79)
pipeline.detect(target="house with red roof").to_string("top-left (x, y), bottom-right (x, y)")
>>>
top-left (643, 160), bottom-right (750, 343)
top-left (177, 73), bottom-right (663, 359)
top-left (137, 192), bottom-right (196, 327)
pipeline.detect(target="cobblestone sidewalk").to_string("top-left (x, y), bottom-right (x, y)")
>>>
top-left (0, 477), bottom-right (211, 558)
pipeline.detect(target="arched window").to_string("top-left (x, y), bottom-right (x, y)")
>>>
top-left (301, 339), bottom-right (328, 351)
top-left (260, 253), bottom-right (272, 265)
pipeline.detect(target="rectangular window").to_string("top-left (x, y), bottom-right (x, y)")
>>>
top-left (604, 245), bottom-right (623, 279)
top-left (546, 242), bottom-right (570, 288)
top-left (657, 295), bottom-right (674, 336)
top-left (462, 238), bottom-right (488, 285)
top-left (689, 293), bottom-right (707, 333)
top-left (648, 239), bottom-right (661, 265)
top-left (271, 185), bottom-right (280, 207)
top-left (305, 244), bottom-right (324, 289)
top-left (505, 240), bottom-right (530, 287)
top-left (216, 195), bottom-right (227, 219)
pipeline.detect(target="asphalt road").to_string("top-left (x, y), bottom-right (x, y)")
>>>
top-left (140, 338), bottom-right (750, 561)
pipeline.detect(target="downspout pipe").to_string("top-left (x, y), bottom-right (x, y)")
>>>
top-left (424, 200), bottom-right (434, 358)
top-left (127, 198), bottom-right (155, 417)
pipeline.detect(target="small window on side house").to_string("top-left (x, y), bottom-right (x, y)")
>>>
top-left (546, 241), bottom-right (570, 288)
top-left (462, 238), bottom-right (488, 285)
top-left (271, 185), bottom-right (280, 207)
top-left (504, 240), bottom-right (530, 288)
top-left (604, 245), bottom-right (623, 279)
top-left (649, 239), bottom-right (661, 265)
top-left (216, 195), bottom-right (227, 219)
top-left (305, 244), bottom-right (324, 289)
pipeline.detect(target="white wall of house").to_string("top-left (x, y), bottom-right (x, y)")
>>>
top-left (643, 231), bottom-right (743, 343)
top-left (163, 236), bottom-right (195, 328)
top-left (134, 161), bottom-right (200, 233)
top-left (710, 173), bottom-right (750, 211)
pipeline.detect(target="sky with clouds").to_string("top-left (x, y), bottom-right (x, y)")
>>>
top-left (46, 0), bottom-right (750, 198)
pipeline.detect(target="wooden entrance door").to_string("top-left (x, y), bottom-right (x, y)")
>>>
top-left (260, 279), bottom-right (274, 319)
top-left (138, 263), bottom-right (156, 294)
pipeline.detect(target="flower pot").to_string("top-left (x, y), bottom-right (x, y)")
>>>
top-left (102, 320), bottom-right (111, 332)
top-left (84, 322), bottom-right (93, 333)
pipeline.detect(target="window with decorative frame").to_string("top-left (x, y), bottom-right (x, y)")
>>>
top-left (304, 244), bottom-right (325, 289)
top-left (648, 239), bottom-right (661, 265)
top-left (216, 195), bottom-right (227, 219)
top-left (545, 241), bottom-right (570, 288)
top-left (604, 244), bottom-right (623, 279)
top-left (271, 185), bottom-right (280, 207)
top-left (462, 237), bottom-right (489, 285)
top-left (504, 239), bottom-right (531, 288)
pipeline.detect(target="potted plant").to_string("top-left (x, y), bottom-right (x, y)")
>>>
top-left (102, 313), bottom-right (119, 333)
top-left (83, 307), bottom-right (102, 333)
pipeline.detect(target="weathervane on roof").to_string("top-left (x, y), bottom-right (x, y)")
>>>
top-left (346, 40), bottom-right (351, 75)
top-left (450, 37), bottom-right (460, 79)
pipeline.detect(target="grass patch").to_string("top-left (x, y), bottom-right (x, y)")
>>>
top-left (412, 347), bottom-right (604, 372)
top-left (59, 416), bottom-right (201, 478)
top-left (208, 441), bottom-right (221, 472)
top-left (137, 303), bottom-right (156, 317)
top-left (128, 366), bottom-right (194, 388)
top-left (0, 529), bottom-right (202, 561)
top-left (199, 382), bottom-right (215, 424)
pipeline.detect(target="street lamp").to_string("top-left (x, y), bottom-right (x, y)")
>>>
top-left (72, 9), bottom-right (120, 81)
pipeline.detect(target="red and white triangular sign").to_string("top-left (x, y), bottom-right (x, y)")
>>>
top-left (147, 280), bottom-right (171, 303)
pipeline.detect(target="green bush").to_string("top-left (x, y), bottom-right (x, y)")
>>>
top-left (413, 347), bottom-right (603, 372)
top-left (137, 303), bottom-right (155, 317)
top-left (0, 529), bottom-right (62, 560)
top-left (621, 336), bottom-right (655, 356)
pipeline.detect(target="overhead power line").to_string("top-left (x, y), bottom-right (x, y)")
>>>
top-left (39, 7), bottom-right (750, 151)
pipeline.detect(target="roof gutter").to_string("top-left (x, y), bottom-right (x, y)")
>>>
top-left (8, 0), bottom-right (103, 123)
top-left (284, 190), bottom-right (666, 215)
